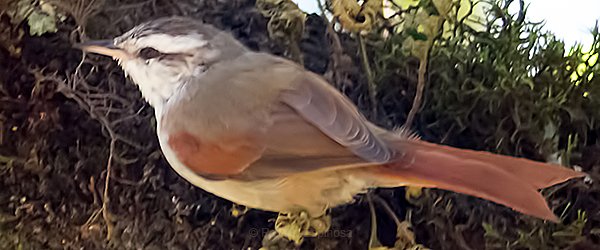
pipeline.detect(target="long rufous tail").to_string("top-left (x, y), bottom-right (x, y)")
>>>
top-left (372, 139), bottom-right (585, 222)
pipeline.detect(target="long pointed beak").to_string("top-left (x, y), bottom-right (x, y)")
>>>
top-left (74, 40), bottom-right (130, 60)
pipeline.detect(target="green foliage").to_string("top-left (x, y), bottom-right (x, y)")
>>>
top-left (26, 9), bottom-right (57, 36)
top-left (3, 0), bottom-right (65, 36)
top-left (374, 0), bottom-right (599, 160)
top-left (368, 0), bottom-right (598, 249)
top-left (483, 210), bottom-right (587, 249)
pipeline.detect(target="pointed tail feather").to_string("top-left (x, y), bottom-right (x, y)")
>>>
top-left (371, 140), bottom-right (585, 222)
top-left (413, 141), bottom-right (584, 189)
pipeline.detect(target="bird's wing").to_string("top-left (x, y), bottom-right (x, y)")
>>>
top-left (239, 56), bottom-right (398, 179)
top-left (278, 69), bottom-right (394, 163)
top-left (163, 53), bottom-right (396, 179)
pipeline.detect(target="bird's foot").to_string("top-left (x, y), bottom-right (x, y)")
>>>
top-left (273, 210), bottom-right (331, 245)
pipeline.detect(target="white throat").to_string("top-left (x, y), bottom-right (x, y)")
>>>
top-left (136, 78), bottom-right (183, 112)
top-left (120, 59), bottom-right (193, 111)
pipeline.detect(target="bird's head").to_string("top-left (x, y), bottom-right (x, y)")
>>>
top-left (75, 16), bottom-right (247, 107)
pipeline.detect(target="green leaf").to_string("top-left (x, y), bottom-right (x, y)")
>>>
top-left (406, 27), bottom-right (429, 41)
top-left (27, 11), bottom-right (57, 36)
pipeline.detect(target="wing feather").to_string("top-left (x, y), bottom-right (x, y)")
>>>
top-left (279, 71), bottom-right (394, 163)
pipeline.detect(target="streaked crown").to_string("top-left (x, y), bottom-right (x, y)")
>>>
top-left (77, 16), bottom-right (249, 108)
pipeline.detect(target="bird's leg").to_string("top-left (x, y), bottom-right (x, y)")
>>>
top-left (273, 210), bottom-right (331, 245)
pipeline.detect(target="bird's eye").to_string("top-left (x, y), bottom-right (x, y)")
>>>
top-left (138, 47), bottom-right (162, 60)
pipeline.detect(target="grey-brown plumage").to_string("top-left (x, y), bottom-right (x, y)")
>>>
top-left (76, 16), bottom-right (584, 223)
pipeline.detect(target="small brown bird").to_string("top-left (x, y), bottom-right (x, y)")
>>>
top-left (76, 16), bottom-right (584, 242)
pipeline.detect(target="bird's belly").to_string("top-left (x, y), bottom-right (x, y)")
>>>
top-left (157, 130), bottom-right (369, 215)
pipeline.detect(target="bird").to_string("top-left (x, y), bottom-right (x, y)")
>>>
top-left (75, 16), bottom-right (585, 244)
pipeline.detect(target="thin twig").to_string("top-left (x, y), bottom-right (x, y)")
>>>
top-left (102, 137), bottom-right (116, 239)
top-left (404, 55), bottom-right (428, 128)
top-left (316, 0), bottom-right (327, 16)
top-left (366, 193), bottom-right (383, 249)
top-left (373, 195), bottom-right (402, 226)
top-left (57, 75), bottom-right (118, 239)
top-left (53, 55), bottom-right (126, 240)
top-left (111, 104), bottom-right (147, 126)
top-left (114, 135), bottom-right (146, 150)
top-left (0, 155), bottom-right (21, 164)
top-left (102, 0), bottom-right (152, 12)
top-left (358, 35), bottom-right (378, 118)
top-left (324, 14), bottom-right (347, 89)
